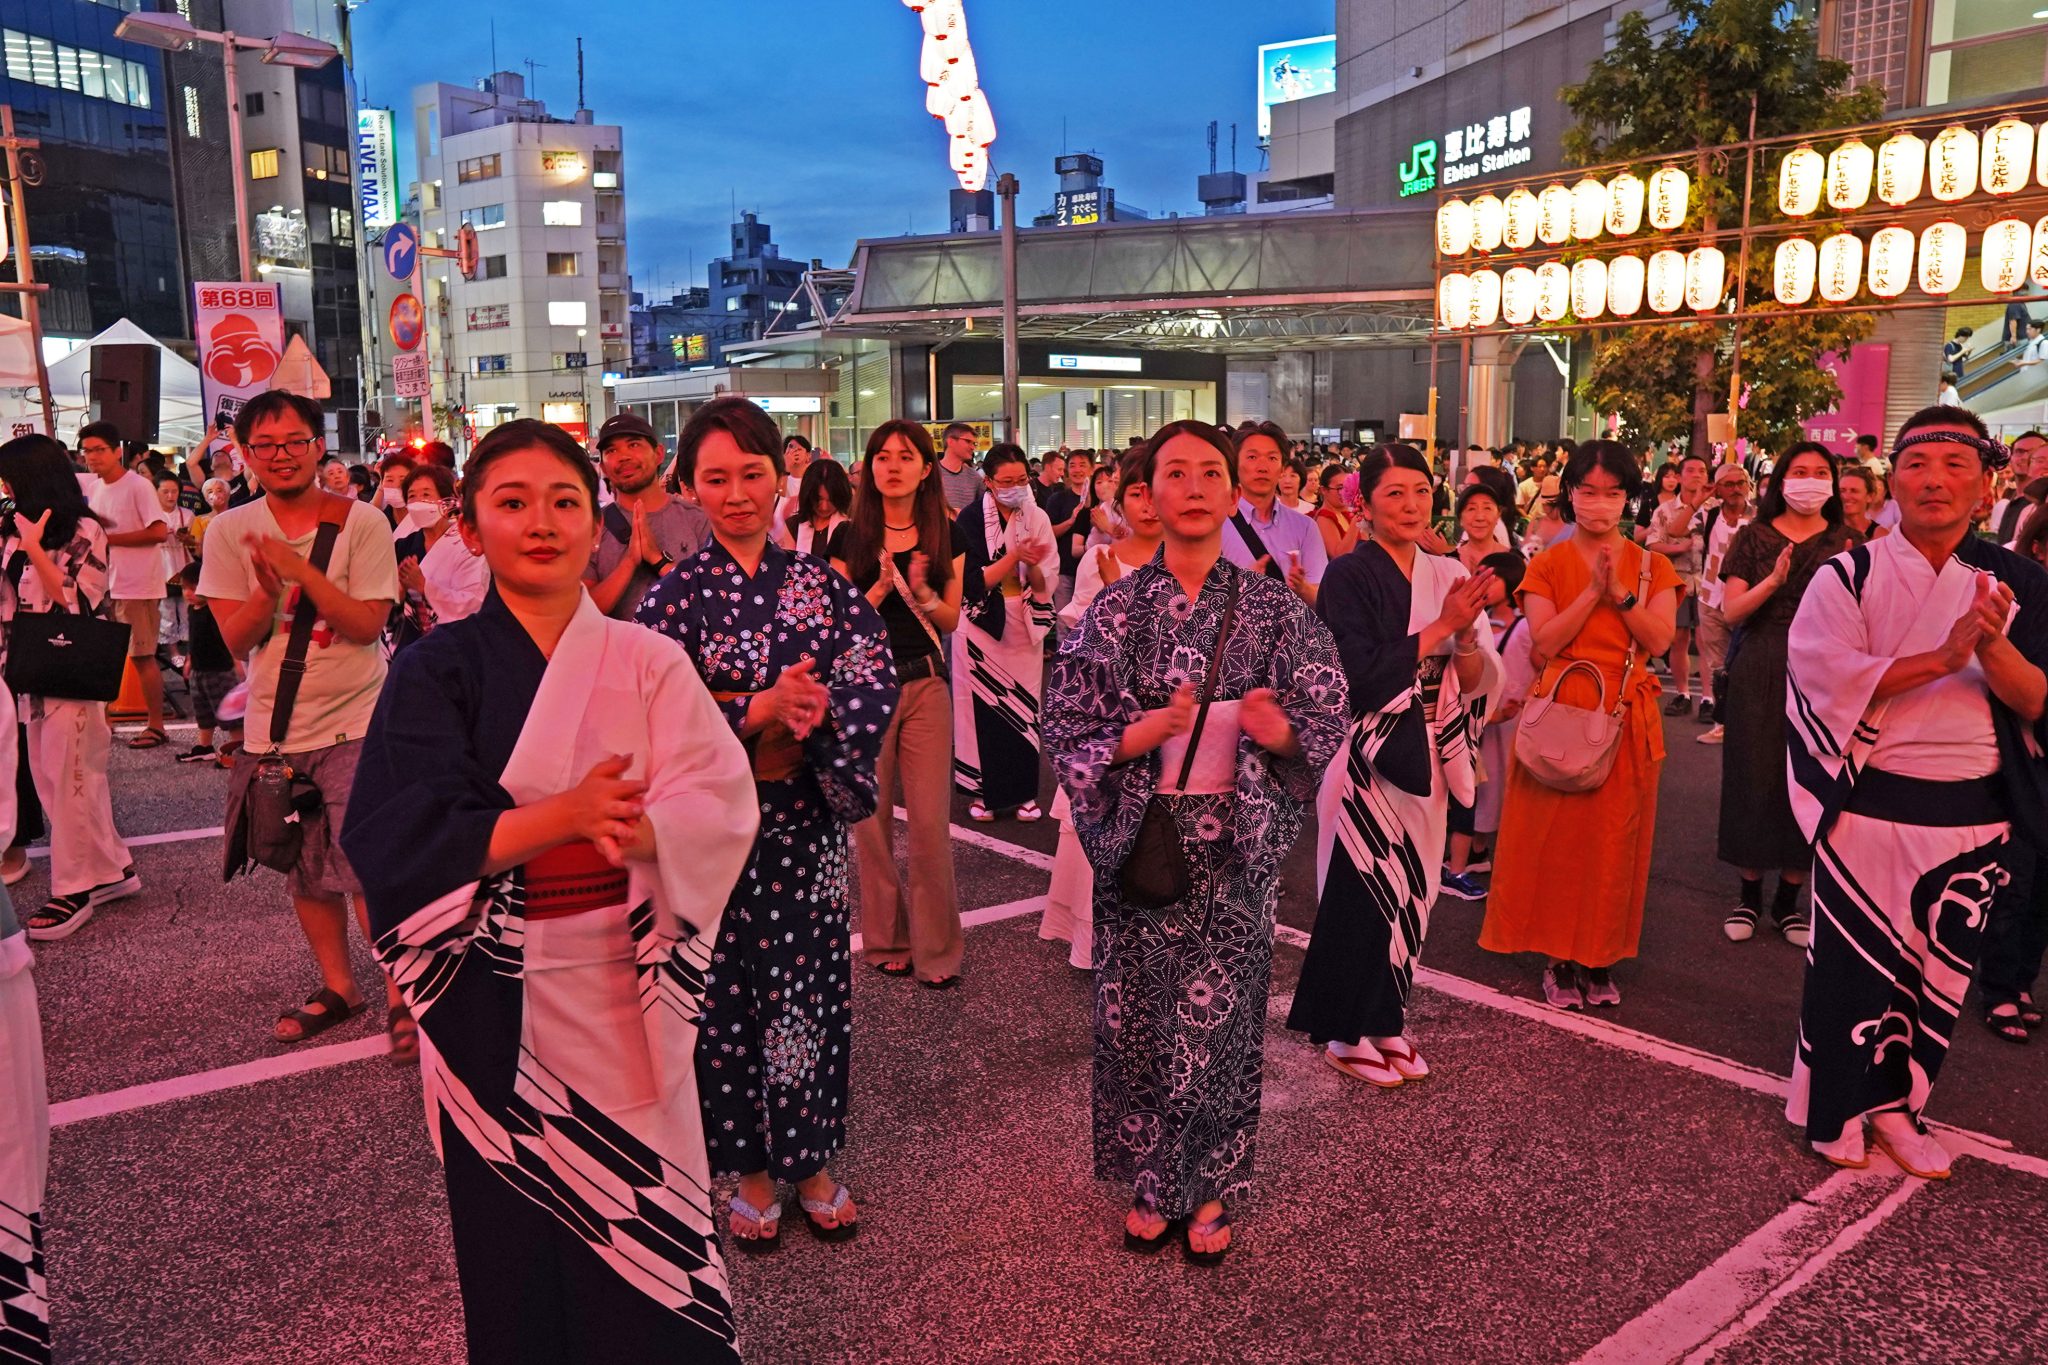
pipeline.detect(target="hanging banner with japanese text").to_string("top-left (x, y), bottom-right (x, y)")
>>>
top-left (193, 281), bottom-right (285, 430)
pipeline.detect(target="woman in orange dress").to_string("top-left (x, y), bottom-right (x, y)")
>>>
top-left (1480, 440), bottom-right (1679, 1010)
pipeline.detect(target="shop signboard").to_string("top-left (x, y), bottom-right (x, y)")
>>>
top-left (1053, 188), bottom-right (1109, 226)
top-left (467, 303), bottom-right (510, 332)
top-left (356, 109), bottom-right (397, 231)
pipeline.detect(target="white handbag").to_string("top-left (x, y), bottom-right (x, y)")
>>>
top-left (1513, 552), bottom-right (1651, 794)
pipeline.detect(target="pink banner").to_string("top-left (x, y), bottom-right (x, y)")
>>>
top-left (1800, 343), bottom-right (1891, 456)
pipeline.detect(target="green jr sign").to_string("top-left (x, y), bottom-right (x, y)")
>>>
top-left (1399, 140), bottom-right (1438, 197)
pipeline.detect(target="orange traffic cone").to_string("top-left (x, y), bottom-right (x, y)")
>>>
top-left (108, 657), bottom-right (148, 723)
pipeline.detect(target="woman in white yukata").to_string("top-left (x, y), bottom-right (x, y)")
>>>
top-left (0, 665), bottom-right (49, 1365)
top-left (1041, 449), bottom-right (1162, 970)
top-left (344, 419), bottom-right (759, 1363)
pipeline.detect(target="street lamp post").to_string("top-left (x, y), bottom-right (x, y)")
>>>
top-left (997, 172), bottom-right (1020, 443)
top-left (113, 14), bottom-right (340, 284)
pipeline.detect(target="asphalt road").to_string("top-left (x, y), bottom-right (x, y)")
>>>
top-left (23, 709), bottom-right (2048, 1364)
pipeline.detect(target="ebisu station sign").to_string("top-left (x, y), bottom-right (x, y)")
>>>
top-left (1400, 106), bottom-right (1535, 198)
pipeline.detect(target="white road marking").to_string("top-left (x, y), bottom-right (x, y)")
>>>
top-left (1573, 1167), bottom-right (1921, 1365)
top-left (112, 722), bottom-right (200, 735)
top-left (893, 806), bottom-right (1056, 871)
top-left (27, 825), bottom-right (224, 859)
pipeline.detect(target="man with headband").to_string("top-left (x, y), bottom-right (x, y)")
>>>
top-left (1784, 404), bottom-right (2048, 1179)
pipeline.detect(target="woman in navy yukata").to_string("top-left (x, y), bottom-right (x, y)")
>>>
top-left (638, 397), bottom-right (897, 1251)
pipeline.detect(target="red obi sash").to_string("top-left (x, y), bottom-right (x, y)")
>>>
top-left (524, 840), bottom-right (630, 920)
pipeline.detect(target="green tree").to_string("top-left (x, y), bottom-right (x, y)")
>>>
top-left (1561, 0), bottom-right (1887, 453)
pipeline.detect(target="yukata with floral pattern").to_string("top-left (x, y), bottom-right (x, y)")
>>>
top-left (1045, 555), bottom-right (1347, 1219)
top-left (637, 539), bottom-right (897, 1181)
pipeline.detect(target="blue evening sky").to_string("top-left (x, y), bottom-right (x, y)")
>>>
top-left (350, 0), bottom-right (1333, 298)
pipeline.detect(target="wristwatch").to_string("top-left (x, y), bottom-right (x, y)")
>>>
top-left (1615, 590), bottom-right (1639, 612)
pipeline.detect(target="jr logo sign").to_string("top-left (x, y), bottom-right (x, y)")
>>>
top-left (1399, 141), bottom-right (1438, 197)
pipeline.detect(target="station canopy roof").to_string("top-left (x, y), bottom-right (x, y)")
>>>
top-left (774, 208), bottom-right (1438, 354)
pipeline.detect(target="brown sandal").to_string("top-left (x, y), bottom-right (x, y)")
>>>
top-left (126, 727), bottom-right (170, 750)
top-left (388, 1004), bottom-right (420, 1065)
top-left (274, 986), bottom-right (362, 1043)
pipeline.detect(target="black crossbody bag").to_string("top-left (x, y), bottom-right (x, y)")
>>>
top-left (1118, 575), bottom-right (1239, 910)
top-left (3, 545), bottom-right (131, 702)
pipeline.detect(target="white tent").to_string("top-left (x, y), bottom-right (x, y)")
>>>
top-left (0, 314), bottom-right (43, 436)
top-left (2, 319), bottom-right (209, 448)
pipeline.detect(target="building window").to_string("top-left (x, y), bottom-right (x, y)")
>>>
top-left (725, 297), bottom-right (741, 312)
top-left (542, 200), bottom-right (583, 227)
top-left (554, 353), bottom-right (589, 370)
top-left (548, 301), bottom-right (588, 327)
top-left (3, 30), bottom-right (150, 107)
top-left (481, 255), bottom-right (508, 279)
top-left (249, 148), bottom-right (280, 180)
top-left (461, 204), bottom-right (506, 230)
top-left (547, 252), bottom-right (579, 276)
top-left (472, 355), bottom-right (510, 374)
top-left (329, 206), bottom-right (355, 244)
top-left (246, 91), bottom-right (264, 116)
top-left (457, 153), bottom-right (501, 183)
top-left (592, 170), bottom-right (618, 189)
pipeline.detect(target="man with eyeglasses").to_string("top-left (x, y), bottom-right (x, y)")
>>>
top-left (78, 422), bottom-right (172, 749)
top-left (198, 391), bottom-right (406, 1059)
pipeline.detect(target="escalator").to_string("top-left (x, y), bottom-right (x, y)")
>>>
top-left (1959, 331), bottom-right (2048, 427)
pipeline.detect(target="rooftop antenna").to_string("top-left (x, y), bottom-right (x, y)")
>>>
top-left (1231, 122), bottom-right (1238, 172)
top-left (576, 36), bottom-right (585, 113)
top-left (1207, 120), bottom-right (1218, 174)
top-left (488, 19), bottom-right (499, 102)
top-left (523, 57), bottom-right (545, 100)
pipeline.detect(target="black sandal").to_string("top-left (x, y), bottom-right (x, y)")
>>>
top-left (919, 974), bottom-right (960, 990)
top-left (872, 960), bottom-right (913, 977)
top-left (1183, 1208), bottom-right (1232, 1267)
top-left (2021, 996), bottom-right (2044, 1030)
top-left (799, 1184), bottom-right (860, 1243)
top-left (1985, 1004), bottom-right (2032, 1045)
top-left (275, 986), bottom-right (363, 1044)
top-left (1123, 1200), bottom-right (1178, 1254)
top-left (388, 1004), bottom-right (420, 1065)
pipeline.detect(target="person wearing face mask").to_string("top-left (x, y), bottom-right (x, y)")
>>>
top-left (1713, 442), bottom-right (1863, 947)
top-left (375, 452), bottom-right (418, 527)
top-left (400, 463), bottom-right (488, 630)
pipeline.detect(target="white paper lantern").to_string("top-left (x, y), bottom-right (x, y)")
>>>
top-left (1605, 172), bottom-right (1645, 237)
top-left (1646, 249), bottom-right (1687, 314)
top-left (1536, 184), bottom-right (1573, 246)
top-left (1867, 226), bottom-right (1914, 298)
top-left (1929, 126), bottom-right (1979, 203)
top-left (1570, 257), bottom-right (1608, 319)
top-left (1469, 194), bottom-right (1505, 254)
top-left (1918, 220), bottom-right (1966, 294)
top-left (1534, 262), bottom-right (1570, 323)
top-left (1503, 188), bottom-right (1539, 250)
top-left (957, 163), bottom-right (987, 192)
top-left (1877, 131), bottom-right (1926, 205)
top-left (1607, 253), bottom-right (1646, 316)
top-left (2036, 125), bottom-right (2048, 190)
top-left (1500, 266), bottom-right (1539, 325)
top-left (1817, 233), bottom-right (1863, 304)
top-left (1437, 200), bottom-right (1474, 257)
top-left (1778, 145), bottom-right (1824, 217)
top-left (1983, 217), bottom-right (2032, 293)
top-left (1773, 238), bottom-right (1817, 306)
top-left (943, 87), bottom-right (996, 145)
top-left (1647, 167), bottom-right (1690, 230)
top-left (1685, 246), bottom-right (1727, 311)
top-left (1983, 119), bottom-right (2034, 197)
top-left (1826, 140), bottom-right (1874, 212)
top-left (1468, 269), bottom-right (1503, 328)
top-left (2030, 217), bottom-right (2048, 289)
top-left (1437, 272), bottom-right (1472, 329)
top-left (1571, 178), bottom-right (1609, 242)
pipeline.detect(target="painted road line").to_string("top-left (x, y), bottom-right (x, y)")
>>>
top-left (27, 825), bottom-right (224, 859)
top-left (891, 806), bottom-right (1057, 872)
top-left (1573, 1167), bottom-right (1917, 1365)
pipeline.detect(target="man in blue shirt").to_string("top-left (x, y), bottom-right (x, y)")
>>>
top-left (1220, 421), bottom-right (1327, 603)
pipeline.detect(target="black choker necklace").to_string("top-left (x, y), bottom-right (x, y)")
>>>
top-left (886, 521), bottom-right (916, 532)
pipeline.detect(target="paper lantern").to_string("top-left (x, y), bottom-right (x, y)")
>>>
top-left (1877, 131), bottom-right (1926, 205)
top-left (1778, 145), bottom-right (1824, 217)
top-left (1437, 272), bottom-right (1472, 329)
top-left (1571, 178), bottom-right (1608, 242)
top-left (1500, 266), bottom-right (1538, 325)
top-left (1685, 246), bottom-right (1727, 311)
top-left (1534, 262), bottom-right (1570, 323)
top-left (1816, 233), bottom-right (1863, 304)
top-left (1928, 126), bottom-right (1978, 203)
top-left (1569, 257), bottom-right (1608, 319)
top-left (1605, 172), bottom-right (1645, 236)
top-left (1606, 254), bottom-right (1645, 316)
top-left (1469, 193), bottom-right (1505, 254)
top-left (1536, 184), bottom-right (1573, 246)
top-left (2031, 217), bottom-right (2048, 289)
top-left (1826, 140), bottom-right (1874, 212)
top-left (1918, 220), bottom-right (1965, 295)
top-left (2037, 125), bottom-right (2048, 190)
top-left (1983, 119), bottom-right (2034, 197)
top-left (1983, 217), bottom-right (2032, 293)
top-left (1468, 269), bottom-right (1502, 328)
top-left (1647, 167), bottom-right (1689, 230)
top-left (944, 87), bottom-right (996, 145)
top-left (1867, 226), bottom-right (1914, 298)
top-left (957, 163), bottom-right (987, 192)
top-left (1436, 200), bottom-right (1473, 257)
top-left (1646, 249), bottom-right (1687, 314)
top-left (1503, 188), bottom-right (1539, 250)
top-left (1773, 238), bottom-right (1816, 305)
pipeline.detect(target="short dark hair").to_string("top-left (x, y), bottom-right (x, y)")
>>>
top-left (2016, 430), bottom-right (2048, 448)
top-left (941, 421), bottom-right (975, 442)
top-left (379, 451), bottom-right (418, 480)
top-left (1956, 326), bottom-right (1975, 339)
top-left (233, 390), bottom-right (324, 445)
top-left (1139, 420), bottom-right (1237, 486)
top-left (1232, 421), bottom-right (1291, 456)
top-left (459, 419), bottom-right (599, 524)
top-left (1558, 440), bottom-right (1643, 523)
top-left (403, 462), bottom-right (457, 501)
top-left (1455, 480), bottom-right (1504, 518)
top-left (1481, 549), bottom-right (1526, 598)
top-left (1677, 453), bottom-right (1710, 473)
top-left (77, 420), bottom-right (123, 451)
top-left (783, 432), bottom-right (814, 453)
top-left (677, 396), bottom-right (784, 489)
top-left (1896, 403), bottom-right (1989, 444)
top-left (1854, 433), bottom-right (1878, 450)
top-left (1358, 443), bottom-right (1431, 501)
top-left (982, 441), bottom-right (1028, 479)
top-left (1115, 445), bottom-right (1150, 499)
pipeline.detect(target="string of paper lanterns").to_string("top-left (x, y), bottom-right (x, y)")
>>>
top-left (903, 0), bottom-right (997, 193)
top-left (1778, 117), bottom-right (2044, 218)
top-left (1438, 166), bottom-right (1689, 259)
top-left (1766, 217), bottom-right (2048, 305)
top-left (1437, 244), bottom-right (1727, 329)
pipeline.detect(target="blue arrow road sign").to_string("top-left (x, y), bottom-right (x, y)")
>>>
top-left (383, 223), bottom-right (419, 282)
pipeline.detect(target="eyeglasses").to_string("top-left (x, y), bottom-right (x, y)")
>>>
top-left (246, 437), bottom-right (318, 459)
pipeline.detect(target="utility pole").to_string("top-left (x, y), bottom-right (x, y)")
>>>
top-left (0, 106), bottom-right (56, 435)
top-left (997, 171), bottom-right (1020, 442)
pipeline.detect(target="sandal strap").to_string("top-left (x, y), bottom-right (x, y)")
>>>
top-left (1188, 1210), bottom-right (1231, 1238)
top-left (728, 1194), bottom-right (782, 1224)
top-left (35, 894), bottom-right (89, 921)
top-left (799, 1185), bottom-right (850, 1218)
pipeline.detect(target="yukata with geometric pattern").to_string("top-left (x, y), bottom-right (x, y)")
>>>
top-left (1046, 554), bottom-right (1347, 1220)
top-left (638, 540), bottom-right (897, 1181)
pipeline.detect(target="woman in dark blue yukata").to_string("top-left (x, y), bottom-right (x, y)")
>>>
top-left (637, 397), bottom-right (897, 1252)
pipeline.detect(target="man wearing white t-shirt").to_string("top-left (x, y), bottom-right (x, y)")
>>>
top-left (79, 423), bottom-right (171, 747)
top-left (1695, 463), bottom-right (1755, 743)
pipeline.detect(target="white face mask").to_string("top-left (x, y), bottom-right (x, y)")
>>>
top-left (380, 486), bottom-right (406, 509)
top-left (992, 484), bottom-right (1030, 511)
top-left (1781, 477), bottom-right (1833, 514)
top-left (406, 500), bottom-right (444, 527)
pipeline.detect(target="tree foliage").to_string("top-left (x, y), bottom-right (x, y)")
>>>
top-left (1560, 0), bottom-right (1889, 452)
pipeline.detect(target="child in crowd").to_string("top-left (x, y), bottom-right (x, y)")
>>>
top-left (175, 561), bottom-right (241, 769)
top-left (1470, 551), bottom-right (1532, 874)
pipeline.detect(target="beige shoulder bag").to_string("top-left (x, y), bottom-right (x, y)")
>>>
top-left (1513, 550), bottom-right (1652, 794)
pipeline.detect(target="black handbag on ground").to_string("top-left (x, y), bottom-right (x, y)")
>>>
top-left (225, 496), bottom-right (350, 879)
top-left (1118, 574), bottom-right (1240, 910)
top-left (3, 550), bottom-right (132, 702)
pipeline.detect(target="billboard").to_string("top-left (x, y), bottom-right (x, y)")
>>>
top-left (1256, 35), bottom-right (1335, 138)
top-left (356, 108), bottom-right (397, 232)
